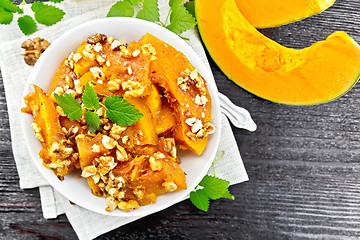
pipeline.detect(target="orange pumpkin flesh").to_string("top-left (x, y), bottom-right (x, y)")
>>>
top-left (196, 0), bottom-right (360, 105)
top-left (138, 33), bottom-right (212, 154)
top-left (23, 33), bottom-right (216, 211)
top-left (235, 0), bottom-right (336, 29)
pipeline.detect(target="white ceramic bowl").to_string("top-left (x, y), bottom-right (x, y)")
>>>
top-left (21, 17), bottom-right (221, 217)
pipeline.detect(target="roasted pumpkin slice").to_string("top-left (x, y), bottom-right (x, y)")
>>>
top-left (100, 39), bottom-right (153, 97)
top-left (138, 33), bottom-right (212, 155)
top-left (235, 0), bottom-right (336, 29)
top-left (122, 96), bottom-right (158, 146)
top-left (78, 71), bottom-right (112, 96)
top-left (145, 83), bottom-right (176, 135)
top-left (23, 85), bottom-right (75, 177)
top-left (74, 42), bottom-right (99, 77)
top-left (196, 0), bottom-right (360, 105)
top-left (48, 60), bottom-right (75, 95)
top-left (112, 153), bottom-right (186, 206)
top-left (76, 133), bottom-right (112, 170)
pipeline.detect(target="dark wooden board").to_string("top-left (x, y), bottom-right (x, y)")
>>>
top-left (1, 0), bottom-right (360, 239)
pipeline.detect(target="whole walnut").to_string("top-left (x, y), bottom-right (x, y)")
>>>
top-left (21, 37), bottom-right (51, 66)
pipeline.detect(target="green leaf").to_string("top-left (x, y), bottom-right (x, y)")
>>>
top-left (124, 0), bottom-right (141, 6)
top-left (107, 1), bottom-right (134, 17)
top-left (166, 5), bottom-right (196, 35)
top-left (184, 1), bottom-right (195, 19)
top-left (104, 95), bottom-right (143, 127)
top-left (18, 15), bottom-right (37, 36)
top-left (82, 83), bottom-right (100, 110)
top-left (0, 0), bottom-right (22, 13)
top-left (48, 0), bottom-right (64, 3)
top-left (85, 111), bottom-right (100, 133)
top-left (222, 189), bottom-right (235, 200)
top-left (136, 0), bottom-right (159, 22)
top-left (0, 7), bottom-right (12, 24)
top-left (53, 93), bottom-right (83, 121)
top-left (169, 0), bottom-right (182, 9)
top-left (31, 2), bottom-right (65, 26)
top-left (199, 175), bottom-right (229, 200)
top-left (190, 189), bottom-right (209, 212)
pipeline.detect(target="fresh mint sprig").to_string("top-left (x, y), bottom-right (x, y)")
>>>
top-left (190, 151), bottom-right (235, 212)
top-left (107, 0), bottom-right (196, 39)
top-left (54, 83), bottom-right (143, 133)
top-left (0, 0), bottom-right (65, 36)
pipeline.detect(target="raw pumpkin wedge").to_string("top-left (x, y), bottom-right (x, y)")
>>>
top-left (235, 0), bottom-right (336, 29)
top-left (196, 0), bottom-right (360, 105)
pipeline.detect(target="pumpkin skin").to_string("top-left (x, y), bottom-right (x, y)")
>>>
top-left (235, 0), bottom-right (336, 29)
top-left (196, 0), bottom-right (360, 105)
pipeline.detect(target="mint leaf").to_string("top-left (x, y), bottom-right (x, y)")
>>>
top-left (31, 2), bottom-right (65, 26)
top-left (54, 93), bottom-right (83, 121)
top-left (190, 189), bottom-right (209, 212)
top-left (169, 0), bottom-right (182, 9)
top-left (0, 7), bottom-right (12, 24)
top-left (82, 83), bottom-right (100, 110)
top-left (104, 95), bottom-right (143, 127)
top-left (199, 175), bottom-right (229, 200)
top-left (184, 1), bottom-right (195, 19)
top-left (166, 5), bottom-right (196, 35)
top-left (48, 0), bottom-right (64, 3)
top-left (125, 0), bottom-right (141, 5)
top-left (136, 0), bottom-right (159, 22)
top-left (0, 0), bottom-right (22, 13)
top-left (107, 1), bottom-right (134, 17)
top-left (85, 111), bottom-right (100, 133)
top-left (222, 189), bottom-right (235, 200)
top-left (18, 15), bottom-right (37, 36)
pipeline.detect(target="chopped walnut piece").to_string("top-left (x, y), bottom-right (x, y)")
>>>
top-left (117, 200), bottom-right (139, 212)
top-left (95, 156), bottom-right (117, 175)
top-left (81, 165), bottom-right (97, 178)
top-left (82, 50), bottom-right (95, 61)
top-left (191, 119), bottom-right (203, 133)
top-left (90, 67), bottom-right (105, 80)
top-left (74, 80), bottom-right (84, 94)
top-left (31, 122), bottom-right (44, 143)
top-left (91, 144), bottom-right (100, 153)
top-left (149, 156), bottom-right (163, 171)
top-left (110, 124), bottom-right (126, 140)
top-left (96, 55), bottom-right (106, 64)
top-left (106, 196), bottom-right (118, 212)
top-left (116, 145), bottom-right (128, 161)
top-left (93, 42), bottom-right (103, 52)
top-left (73, 53), bottom-right (82, 63)
top-left (189, 69), bottom-right (198, 80)
top-left (102, 135), bottom-right (117, 149)
top-left (127, 65), bottom-right (133, 75)
top-left (185, 117), bottom-right (196, 126)
top-left (132, 49), bottom-right (140, 57)
top-left (110, 40), bottom-right (125, 50)
top-left (87, 33), bottom-right (107, 44)
top-left (163, 182), bottom-right (177, 192)
top-left (107, 80), bottom-right (120, 91)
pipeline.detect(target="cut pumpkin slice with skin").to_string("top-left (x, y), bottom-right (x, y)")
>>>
top-left (196, 0), bottom-right (360, 105)
top-left (235, 0), bottom-right (336, 29)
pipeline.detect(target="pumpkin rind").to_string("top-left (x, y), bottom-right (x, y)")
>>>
top-left (235, 0), bottom-right (336, 29)
top-left (196, 0), bottom-right (360, 105)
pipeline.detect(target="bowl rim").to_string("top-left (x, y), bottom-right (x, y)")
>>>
top-left (21, 17), bottom-right (221, 217)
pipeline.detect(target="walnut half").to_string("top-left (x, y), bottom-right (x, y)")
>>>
top-left (21, 37), bottom-right (50, 66)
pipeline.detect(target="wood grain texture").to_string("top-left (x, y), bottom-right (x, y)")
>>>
top-left (1, 0), bottom-right (360, 239)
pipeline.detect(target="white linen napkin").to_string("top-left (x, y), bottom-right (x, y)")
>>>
top-left (0, 1), bottom-right (249, 239)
